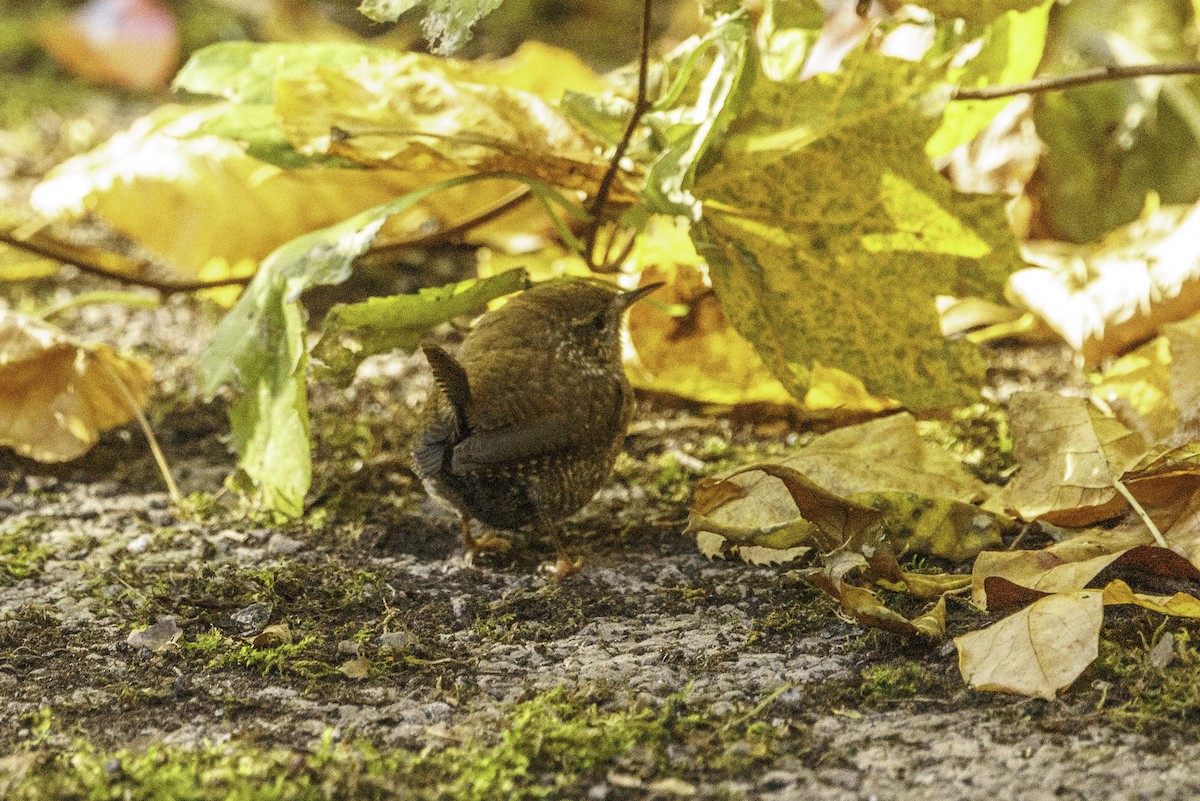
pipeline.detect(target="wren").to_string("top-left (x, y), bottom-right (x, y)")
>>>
top-left (412, 278), bottom-right (663, 573)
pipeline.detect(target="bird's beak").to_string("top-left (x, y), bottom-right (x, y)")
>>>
top-left (619, 281), bottom-right (666, 308)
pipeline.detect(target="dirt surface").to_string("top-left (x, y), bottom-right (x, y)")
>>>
top-left (2, 290), bottom-right (1199, 800)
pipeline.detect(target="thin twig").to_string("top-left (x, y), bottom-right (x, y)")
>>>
top-left (584, 0), bottom-right (654, 270)
top-left (0, 232), bottom-right (252, 294)
top-left (355, 186), bottom-right (533, 269)
top-left (953, 61), bottom-right (1200, 101)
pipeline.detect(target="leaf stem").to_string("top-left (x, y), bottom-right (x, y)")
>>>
top-left (98, 357), bottom-right (182, 506)
top-left (952, 61), bottom-right (1200, 101)
top-left (36, 290), bottom-right (161, 321)
top-left (1113, 478), bottom-right (1168, 549)
top-left (584, 0), bottom-right (654, 270)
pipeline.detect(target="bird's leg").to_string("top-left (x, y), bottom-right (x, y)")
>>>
top-left (538, 523), bottom-right (583, 579)
top-left (460, 516), bottom-right (510, 565)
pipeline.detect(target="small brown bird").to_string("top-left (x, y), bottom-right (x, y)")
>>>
top-left (412, 278), bottom-right (663, 574)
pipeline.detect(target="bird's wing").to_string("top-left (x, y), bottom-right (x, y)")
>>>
top-left (449, 376), bottom-right (629, 475)
top-left (449, 413), bottom-right (581, 475)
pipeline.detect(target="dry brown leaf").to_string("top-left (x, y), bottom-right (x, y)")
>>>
top-left (885, 572), bottom-right (973, 599)
top-left (809, 571), bottom-right (947, 639)
top-left (979, 576), bottom-right (1049, 614)
top-left (1092, 315), bottom-right (1200, 446)
top-left (987, 392), bottom-right (1146, 525)
top-left (1164, 315), bottom-right (1200, 431)
top-left (955, 590), bottom-right (1103, 699)
top-left (1162, 488), bottom-right (1200, 569)
top-left (971, 548), bottom-right (1126, 608)
top-left (735, 464), bottom-right (884, 550)
top-left (972, 540), bottom-right (1200, 609)
top-left (689, 414), bottom-right (1004, 566)
top-left (1010, 205), bottom-right (1200, 365)
top-left (0, 311), bottom-right (151, 463)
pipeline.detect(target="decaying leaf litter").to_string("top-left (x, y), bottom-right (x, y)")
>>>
top-left (8, 0), bottom-right (1200, 796)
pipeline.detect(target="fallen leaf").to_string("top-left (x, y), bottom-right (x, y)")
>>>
top-left (690, 413), bottom-right (1004, 564)
top-left (1093, 336), bottom-right (1176, 444)
top-left (854, 491), bottom-right (1012, 563)
top-left (1102, 579), bottom-right (1200, 620)
top-left (987, 392), bottom-right (1145, 525)
top-left (0, 311), bottom-right (151, 463)
top-left (955, 590), bottom-right (1103, 699)
top-left (783, 413), bottom-right (986, 503)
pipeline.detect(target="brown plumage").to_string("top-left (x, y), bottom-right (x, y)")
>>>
top-left (412, 278), bottom-right (662, 571)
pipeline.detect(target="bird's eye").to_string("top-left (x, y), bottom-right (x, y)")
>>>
top-left (591, 312), bottom-right (606, 330)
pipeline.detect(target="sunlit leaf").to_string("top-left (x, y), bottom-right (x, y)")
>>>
top-left (914, 0), bottom-right (1049, 22)
top-left (927, 1), bottom-right (1051, 157)
top-left (690, 414), bottom-right (1004, 565)
top-left (624, 217), bottom-right (799, 409)
top-left (0, 311), bottom-right (151, 463)
top-left (1102, 579), bottom-right (1200, 619)
top-left (272, 42), bottom-right (610, 195)
top-left (857, 491), bottom-right (1012, 563)
top-left (694, 50), bottom-right (1020, 409)
top-left (1093, 336), bottom-right (1177, 444)
top-left (30, 104), bottom-right (443, 279)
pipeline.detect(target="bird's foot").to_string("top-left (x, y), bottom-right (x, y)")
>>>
top-left (538, 550), bottom-right (583, 580)
top-left (462, 530), bottom-right (511, 566)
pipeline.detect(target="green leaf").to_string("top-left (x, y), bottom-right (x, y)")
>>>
top-left (198, 173), bottom-right (529, 517)
top-left (312, 269), bottom-right (530, 385)
top-left (926, 1), bottom-right (1051, 157)
top-left (175, 42), bottom-right (385, 103)
top-left (693, 50), bottom-right (1021, 410)
top-left (641, 9), bottom-right (752, 219)
top-left (173, 42), bottom-right (390, 167)
top-left (357, 0), bottom-right (505, 54)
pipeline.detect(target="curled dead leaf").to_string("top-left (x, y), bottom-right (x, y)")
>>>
top-left (0, 311), bottom-right (152, 462)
